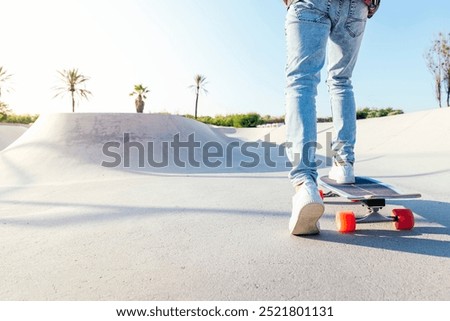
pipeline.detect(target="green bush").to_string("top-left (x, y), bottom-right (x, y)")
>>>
top-left (212, 115), bottom-right (234, 127)
top-left (357, 107), bottom-right (403, 120)
top-left (186, 108), bottom-right (404, 127)
top-left (0, 102), bottom-right (11, 121)
top-left (0, 113), bottom-right (39, 124)
top-left (318, 117), bottom-right (333, 123)
top-left (231, 113), bottom-right (263, 128)
top-left (185, 113), bottom-right (268, 128)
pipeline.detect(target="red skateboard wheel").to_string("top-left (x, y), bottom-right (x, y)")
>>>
top-left (336, 211), bottom-right (356, 233)
top-left (393, 208), bottom-right (415, 230)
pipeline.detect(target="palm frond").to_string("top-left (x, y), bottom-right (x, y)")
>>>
top-left (190, 74), bottom-right (208, 95)
top-left (0, 66), bottom-right (13, 98)
top-left (0, 67), bottom-right (12, 82)
top-left (53, 68), bottom-right (92, 111)
top-left (131, 84), bottom-right (150, 97)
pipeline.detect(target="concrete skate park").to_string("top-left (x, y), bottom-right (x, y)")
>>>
top-left (0, 109), bottom-right (449, 300)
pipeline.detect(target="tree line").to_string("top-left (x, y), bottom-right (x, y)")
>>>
top-left (3, 29), bottom-right (448, 125)
top-left (0, 67), bottom-right (208, 117)
top-left (187, 108), bottom-right (404, 128)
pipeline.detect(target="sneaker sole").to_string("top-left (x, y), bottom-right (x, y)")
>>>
top-left (289, 203), bottom-right (325, 236)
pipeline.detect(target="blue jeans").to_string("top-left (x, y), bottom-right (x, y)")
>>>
top-left (285, 0), bottom-right (367, 186)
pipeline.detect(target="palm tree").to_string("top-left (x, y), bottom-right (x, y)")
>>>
top-left (129, 84), bottom-right (150, 113)
top-left (54, 69), bottom-right (92, 112)
top-left (190, 74), bottom-right (208, 119)
top-left (0, 66), bottom-right (12, 99)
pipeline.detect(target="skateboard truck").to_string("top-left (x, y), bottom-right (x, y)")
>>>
top-left (357, 198), bottom-right (393, 224)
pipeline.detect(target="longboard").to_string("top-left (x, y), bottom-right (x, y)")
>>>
top-left (318, 176), bottom-right (421, 233)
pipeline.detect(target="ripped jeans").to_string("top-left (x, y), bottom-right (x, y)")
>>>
top-left (285, 0), bottom-right (367, 186)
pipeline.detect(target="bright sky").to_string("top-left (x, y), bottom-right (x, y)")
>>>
top-left (1, 0), bottom-right (449, 117)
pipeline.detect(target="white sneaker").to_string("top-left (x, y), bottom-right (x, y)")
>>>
top-left (289, 180), bottom-right (324, 235)
top-left (329, 161), bottom-right (355, 184)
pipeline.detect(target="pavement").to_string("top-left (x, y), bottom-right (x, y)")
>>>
top-left (0, 110), bottom-right (449, 300)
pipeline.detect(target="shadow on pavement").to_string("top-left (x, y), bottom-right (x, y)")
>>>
top-left (1, 197), bottom-right (449, 259)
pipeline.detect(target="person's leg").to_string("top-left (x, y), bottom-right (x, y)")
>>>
top-left (327, 0), bottom-right (367, 183)
top-left (285, 0), bottom-right (331, 187)
top-left (285, 0), bottom-right (331, 235)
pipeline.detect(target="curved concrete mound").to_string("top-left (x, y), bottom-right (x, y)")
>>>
top-left (0, 123), bottom-right (28, 151)
top-left (0, 113), bottom-right (289, 185)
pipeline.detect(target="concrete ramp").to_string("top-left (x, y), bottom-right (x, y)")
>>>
top-left (355, 108), bottom-right (450, 155)
top-left (0, 123), bottom-right (28, 151)
top-left (0, 113), bottom-right (289, 185)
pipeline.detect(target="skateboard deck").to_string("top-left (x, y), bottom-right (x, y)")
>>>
top-left (319, 176), bottom-right (421, 200)
top-left (318, 176), bottom-right (421, 233)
